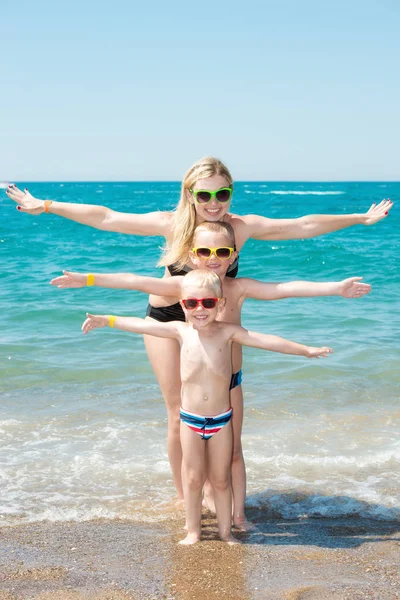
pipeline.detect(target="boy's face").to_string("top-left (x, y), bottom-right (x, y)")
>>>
top-left (189, 231), bottom-right (237, 279)
top-left (180, 282), bottom-right (225, 329)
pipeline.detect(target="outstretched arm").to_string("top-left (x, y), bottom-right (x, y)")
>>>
top-left (238, 199), bottom-right (393, 241)
top-left (231, 326), bottom-right (332, 358)
top-left (5, 185), bottom-right (171, 236)
top-left (240, 276), bottom-right (371, 301)
top-left (82, 313), bottom-right (182, 339)
top-left (51, 270), bottom-right (182, 296)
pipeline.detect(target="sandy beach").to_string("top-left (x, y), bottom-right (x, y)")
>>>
top-left (1, 509), bottom-right (399, 600)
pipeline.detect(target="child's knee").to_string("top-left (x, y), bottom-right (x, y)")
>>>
top-left (209, 473), bottom-right (230, 492)
top-left (185, 470), bottom-right (205, 491)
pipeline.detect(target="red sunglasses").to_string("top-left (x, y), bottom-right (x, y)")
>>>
top-left (182, 297), bottom-right (220, 310)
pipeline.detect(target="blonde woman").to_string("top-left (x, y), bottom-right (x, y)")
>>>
top-left (6, 157), bottom-right (392, 518)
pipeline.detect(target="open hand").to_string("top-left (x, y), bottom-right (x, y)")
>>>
top-left (6, 184), bottom-right (45, 214)
top-left (306, 346), bottom-right (333, 359)
top-left (339, 277), bottom-right (371, 298)
top-left (51, 270), bottom-right (88, 288)
top-left (82, 313), bottom-right (109, 334)
top-left (364, 199), bottom-right (393, 225)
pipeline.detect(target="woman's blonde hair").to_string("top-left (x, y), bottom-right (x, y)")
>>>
top-left (181, 269), bottom-right (222, 298)
top-left (158, 157), bottom-right (233, 270)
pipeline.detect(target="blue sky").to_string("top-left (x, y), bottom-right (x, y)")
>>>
top-left (2, 0), bottom-right (399, 181)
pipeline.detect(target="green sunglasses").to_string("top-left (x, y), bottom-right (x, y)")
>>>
top-left (190, 187), bottom-right (233, 204)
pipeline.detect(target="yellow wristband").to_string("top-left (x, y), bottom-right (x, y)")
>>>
top-left (44, 200), bottom-right (53, 213)
top-left (108, 315), bottom-right (117, 328)
top-left (87, 273), bottom-right (95, 286)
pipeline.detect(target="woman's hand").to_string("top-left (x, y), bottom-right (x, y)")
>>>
top-left (50, 270), bottom-right (88, 288)
top-left (338, 277), bottom-right (371, 298)
top-left (363, 199), bottom-right (393, 225)
top-left (6, 185), bottom-right (45, 214)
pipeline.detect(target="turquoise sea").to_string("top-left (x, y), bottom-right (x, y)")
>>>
top-left (1, 181), bottom-right (399, 525)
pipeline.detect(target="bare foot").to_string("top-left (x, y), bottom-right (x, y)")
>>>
top-left (233, 518), bottom-right (255, 532)
top-left (221, 534), bottom-right (241, 545)
top-left (179, 532), bottom-right (201, 545)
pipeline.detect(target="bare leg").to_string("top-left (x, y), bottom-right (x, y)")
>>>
top-left (202, 455), bottom-right (216, 514)
top-left (230, 384), bottom-right (252, 530)
top-left (179, 423), bottom-right (206, 545)
top-left (203, 385), bottom-right (250, 529)
top-left (143, 331), bottom-right (183, 499)
top-left (207, 422), bottom-right (239, 544)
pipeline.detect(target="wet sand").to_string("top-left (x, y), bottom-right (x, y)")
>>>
top-left (0, 512), bottom-right (399, 599)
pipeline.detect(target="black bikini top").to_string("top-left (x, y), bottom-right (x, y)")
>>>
top-left (167, 256), bottom-right (239, 278)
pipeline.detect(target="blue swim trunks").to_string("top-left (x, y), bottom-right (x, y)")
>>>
top-left (229, 369), bottom-right (242, 390)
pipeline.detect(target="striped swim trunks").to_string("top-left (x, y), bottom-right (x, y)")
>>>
top-left (180, 407), bottom-right (233, 440)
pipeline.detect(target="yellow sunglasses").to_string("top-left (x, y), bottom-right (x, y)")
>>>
top-left (192, 247), bottom-right (234, 259)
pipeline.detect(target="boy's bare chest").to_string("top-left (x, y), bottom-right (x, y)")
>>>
top-left (180, 334), bottom-right (232, 381)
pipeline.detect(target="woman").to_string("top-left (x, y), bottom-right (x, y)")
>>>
top-left (6, 157), bottom-right (392, 528)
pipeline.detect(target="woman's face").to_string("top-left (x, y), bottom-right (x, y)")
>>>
top-left (189, 230), bottom-right (237, 279)
top-left (189, 175), bottom-right (232, 222)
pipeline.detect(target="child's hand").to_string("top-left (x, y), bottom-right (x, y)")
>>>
top-left (306, 346), bottom-right (333, 359)
top-left (50, 270), bottom-right (88, 288)
top-left (339, 277), bottom-right (371, 298)
top-left (82, 313), bottom-right (109, 334)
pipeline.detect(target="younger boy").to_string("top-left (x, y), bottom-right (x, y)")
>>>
top-left (81, 269), bottom-right (332, 544)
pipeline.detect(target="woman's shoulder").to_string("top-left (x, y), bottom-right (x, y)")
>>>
top-left (226, 212), bottom-right (276, 247)
top-left (227, 212), bottom-right (267, 226)
top-left (225, 212), bottom-right (257, 231)
top-left (224, 213), bottom-right (251, 249)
